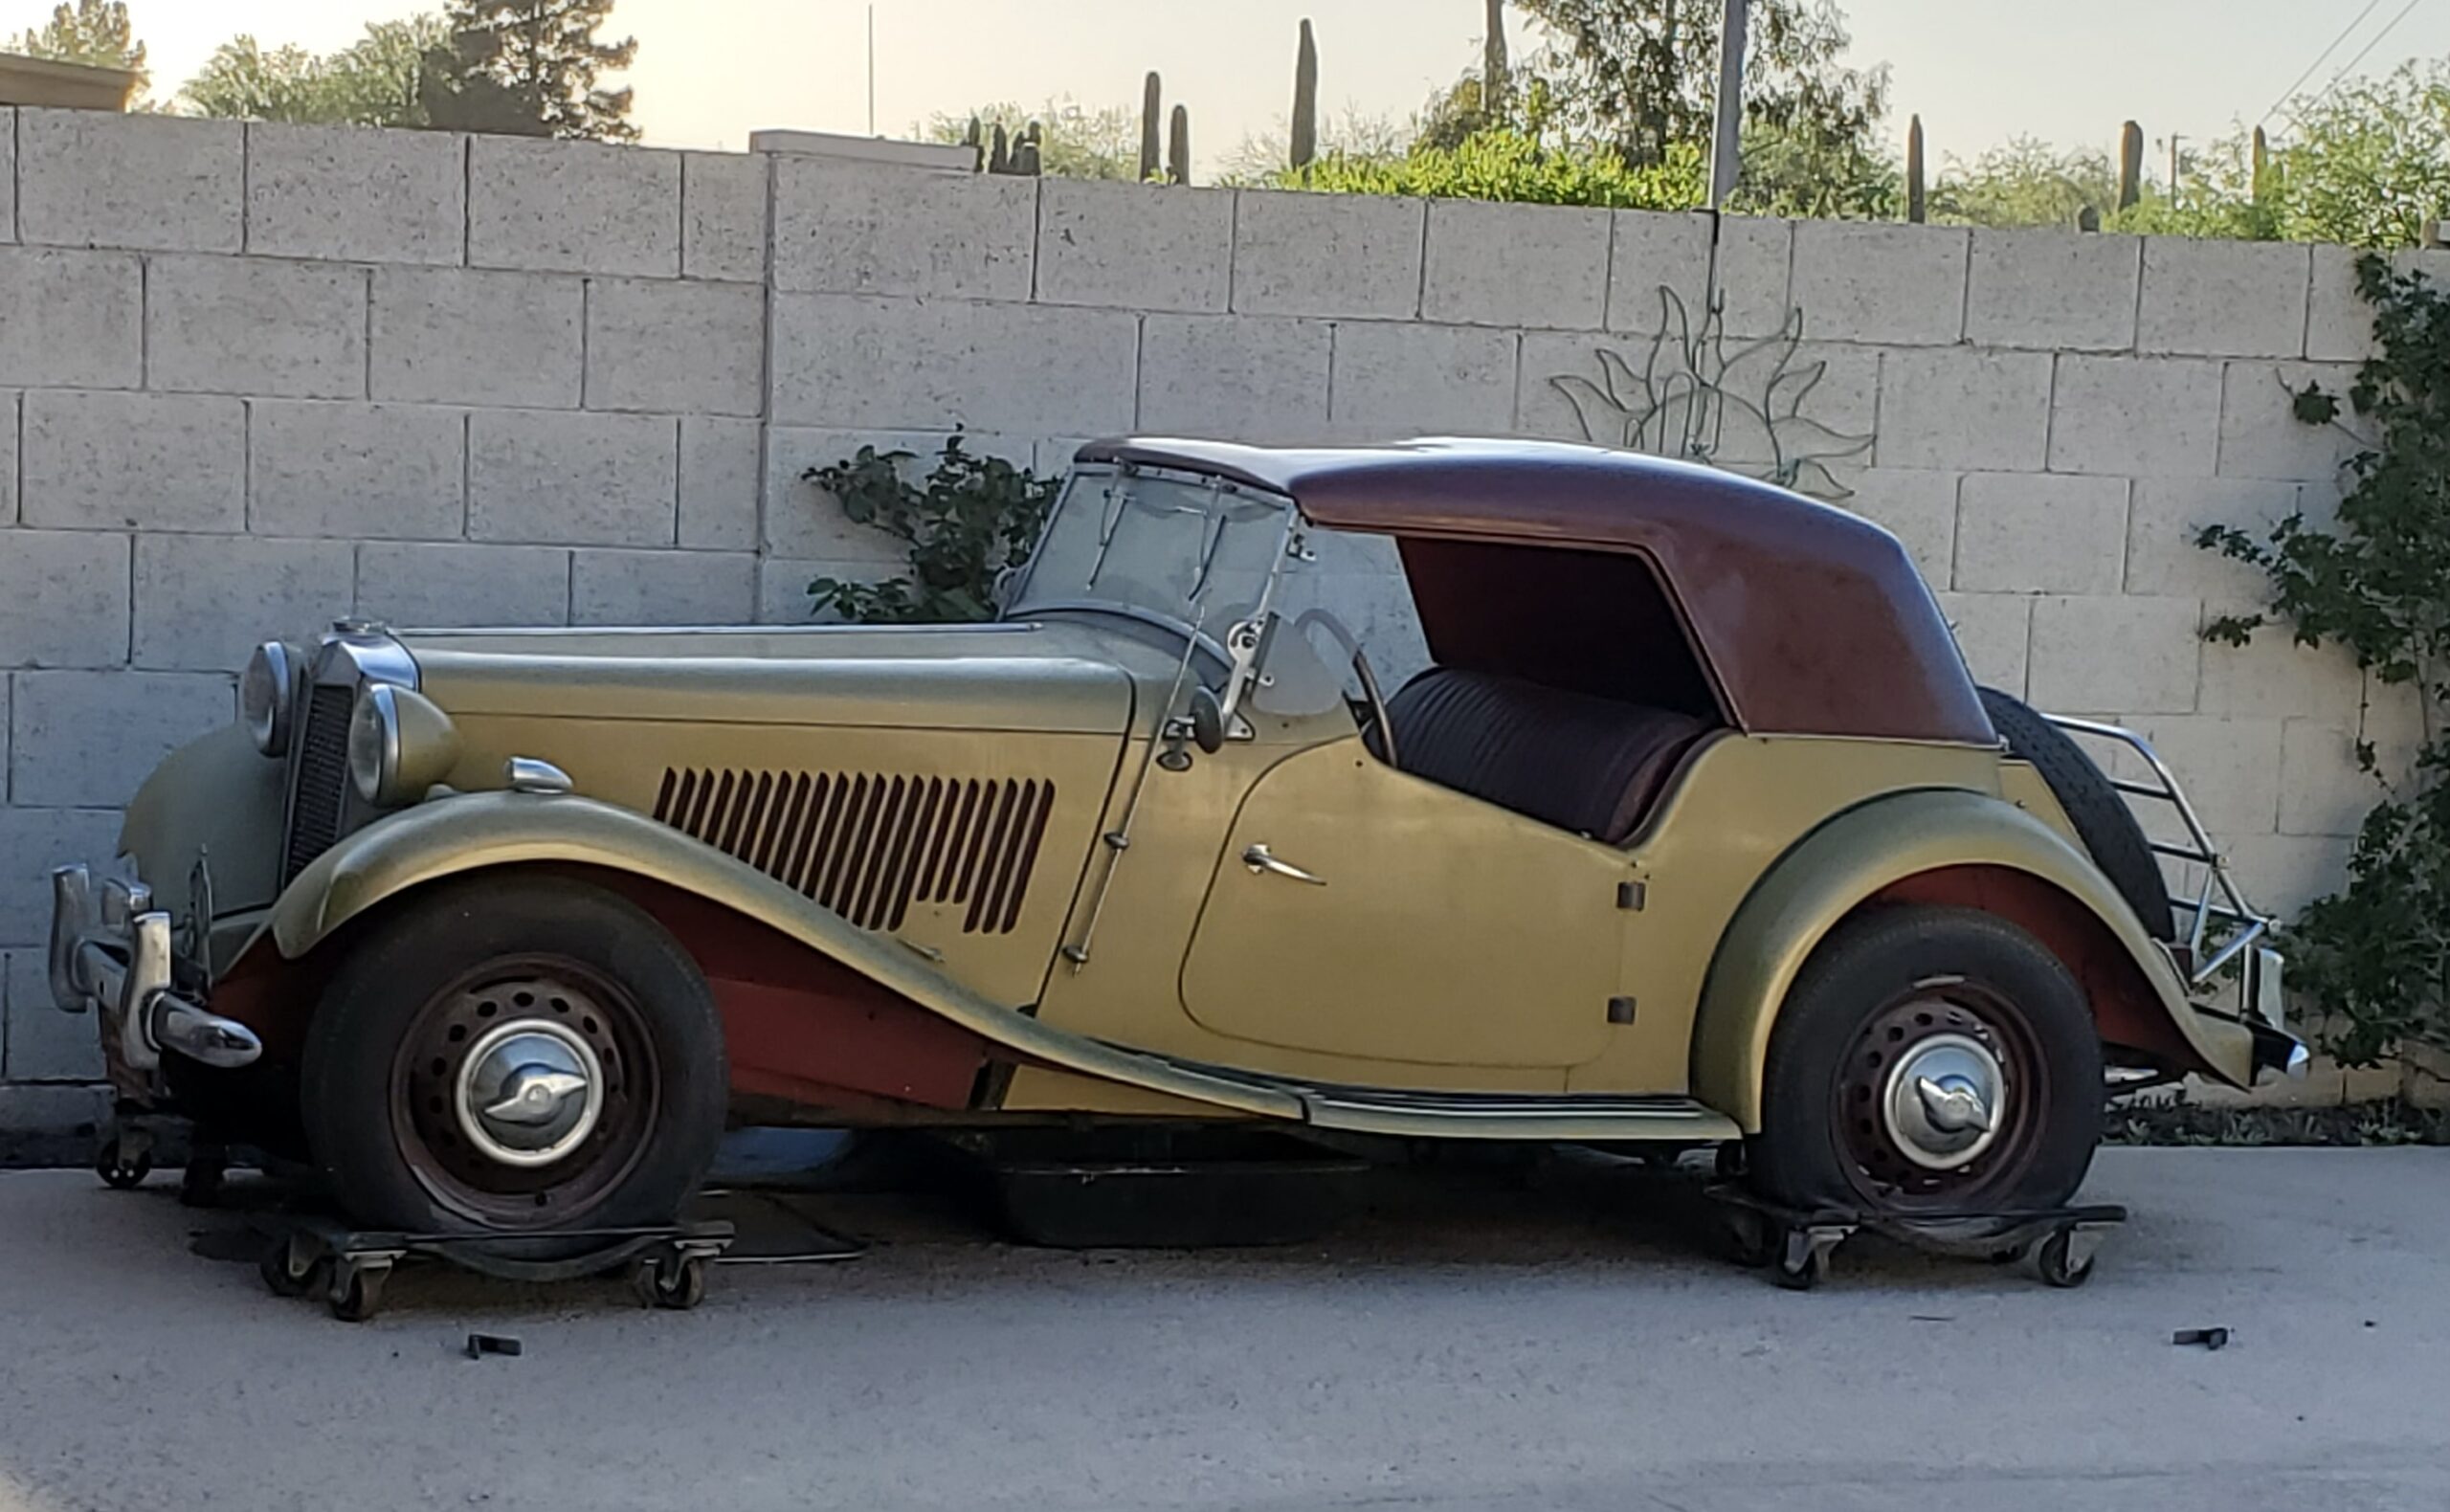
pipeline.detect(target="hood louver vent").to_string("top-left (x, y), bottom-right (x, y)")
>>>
top-left (653, 769), bottom-right (1055, 935)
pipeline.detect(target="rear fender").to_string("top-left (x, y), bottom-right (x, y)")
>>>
top-left (1690, 788), bottom-right (2252, 1132)
top-left (253, 791), bottom-right (1303, 1121)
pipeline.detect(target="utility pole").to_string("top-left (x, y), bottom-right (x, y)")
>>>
top-left (2168, 133), bottom-right (2187, 198)
top-left (866, 5), bottom-right (877, 136)
top-left (1707, 0), bottom-right (1749, 209)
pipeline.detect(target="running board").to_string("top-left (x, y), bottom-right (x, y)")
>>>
top-left (1129, 1052), bottom-right (1743, 1142)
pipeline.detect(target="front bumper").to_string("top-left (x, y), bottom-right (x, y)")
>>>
top-left (48, 865), bottom-right (262, 1073)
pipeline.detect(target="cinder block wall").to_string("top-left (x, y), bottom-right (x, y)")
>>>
top-left (2, 108), bottom-right (2435, 1118)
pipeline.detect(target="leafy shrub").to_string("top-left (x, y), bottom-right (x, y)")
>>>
top-left (802, 436), bottom-right (1060, 624)
top-left (2197, 254), bottom-right (2450, 1064)
top-left (1271, 128), bottom-right (1704, 210)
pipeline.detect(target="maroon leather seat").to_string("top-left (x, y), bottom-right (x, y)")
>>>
top-left (1385, 668), bottom-right (1707, 845)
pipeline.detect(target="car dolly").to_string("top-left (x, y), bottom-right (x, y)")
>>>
top-left (1707, 1184), bottom-right (2127, 1291)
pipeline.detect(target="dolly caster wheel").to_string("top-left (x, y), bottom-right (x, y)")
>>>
top-left (327, 1262), bottom-right (390, 1323)
top-left (1772, 1225), bottom-right (1843, 1291)
top-left (633, 1254), bottom-right (707, 1311)
top-left (258, 1241), bottom-right (316, 1300)
top-left (1773, 1246), bottom-right (1823, 1291)
top-left (2035, 1228), bottom-right (2097, 1289)
top-left (1720, 1209), bottom-right (1776, 1270)
top-left (95, 1133), bottom-right (153, 1190)
top-left (179, 1156), bottom-right (228, 1209)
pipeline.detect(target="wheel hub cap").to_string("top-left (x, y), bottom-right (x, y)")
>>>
top-left (1882, 1032), bottom-right (2006, 1170)
top-left (455, 1020), bottom-right (604, 1168)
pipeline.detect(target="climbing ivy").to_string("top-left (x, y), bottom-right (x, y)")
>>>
top-left (2196, 253), bottom-right (2450, 1065)
top-left (803, 435), bottom-right (1060, 624)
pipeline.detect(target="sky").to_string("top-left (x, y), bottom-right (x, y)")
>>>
top-left (11, 0), bottom-right (2450, 176)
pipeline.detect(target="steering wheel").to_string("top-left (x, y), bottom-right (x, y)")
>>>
top-left (1294, 609), bottom-right (1400, 771)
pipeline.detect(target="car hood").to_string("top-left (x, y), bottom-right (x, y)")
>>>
top-left (402, 621), bottom-right (1147, 736)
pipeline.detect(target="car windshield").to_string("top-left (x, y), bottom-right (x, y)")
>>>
top-left (1006, 466), bottom-right (1298, 641)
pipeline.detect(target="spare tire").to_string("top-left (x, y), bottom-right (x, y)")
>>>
top-left (1977, 686), bottom-right (2175, 943)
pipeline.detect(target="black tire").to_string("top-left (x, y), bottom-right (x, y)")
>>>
top-left (301, 876), bottom-right (727, 1239)
top-left (1752, 905), bottom-right (2102, 1218)
top-left (1977, 685), bottom-right (2174, 942)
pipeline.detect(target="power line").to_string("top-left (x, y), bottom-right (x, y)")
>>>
top-left (2286, 0), bottom-right (2431, 125)
top-left (2257, 0), bottom-right (2385, 129)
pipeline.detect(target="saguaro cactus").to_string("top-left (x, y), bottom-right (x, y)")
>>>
top-left (1290, 18), bottom-right (1319, 169)
top-left (2251, 125), bottom-right (2270, 203)
top-left (989, 122), bottom-right (1010, 175)
top-left (1483, 0), bottom-right (1508, 121)
top-left (1904, 114), bottom-right (1926, 223)
top-left (1140, 72), bottom-right (1164, 182)
top-left (2118, 121), bottom-right (2143, 210)
top-left (1169, 103), bottom-right (1191, 185)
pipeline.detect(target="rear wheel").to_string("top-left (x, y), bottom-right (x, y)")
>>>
top-left (1751, 905), bottom-right (2101, 1218)
top-left (301, 877), bottom-right (727, 1238)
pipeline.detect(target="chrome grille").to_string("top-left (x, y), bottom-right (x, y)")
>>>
top-left (654, 769), bottom-right (1055, 934)
top-left (282, 683), bottom-right (355, 882)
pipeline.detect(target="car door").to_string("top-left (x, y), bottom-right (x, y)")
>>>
top-left (1177, 737), bottom-right (1633, 1071)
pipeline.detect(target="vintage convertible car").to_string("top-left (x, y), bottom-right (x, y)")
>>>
top-left (51, 438), bottom-right (2305, 1246)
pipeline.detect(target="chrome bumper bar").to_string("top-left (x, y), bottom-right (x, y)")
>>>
top-left (47, 865), bottom-right (262, 1072)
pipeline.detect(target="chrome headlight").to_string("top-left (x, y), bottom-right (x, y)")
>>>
top-left (347, 684), bottom-right (462, 806)
top-left (240, 641), bottom-right (297, 757)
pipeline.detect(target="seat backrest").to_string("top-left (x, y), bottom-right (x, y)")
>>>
top-left (1386, 668), bottom-right (1706, 845)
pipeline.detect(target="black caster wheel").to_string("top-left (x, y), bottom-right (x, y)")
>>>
top-left (95, 1134), bottom-right (152, 1191)
top-left (258, 1241), bottom-right (315, 1299)
top-left (1772, 1247), bottom-right (1823, 1291)
top-left (1713, 1143), bottom-right (1748, 1181)
top-left (2036, 1229), bottom-right (2096, 1289)
top-left (327, 1263), bottom-right (389, 1323)
top-left (1721, 1209), bottom-right (1776, 1269)
top-left (179, 1158), bottom-right (228, 1209)
top-left (634, 1255), bottom-right (707, 1311)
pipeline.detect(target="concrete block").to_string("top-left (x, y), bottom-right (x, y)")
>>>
top-left (1421, 200), bottom-right (1610, 330)
top-left (0, 391), bottom-right (12, 522)
top-left (683, 150), bottom-right (767, 282)
top-left (0, 529), bottom-right (130, 668)
top-left (0, 107), bottom-right (11, 242)
top-left (1604, 211), bottom-right (1712, 333)
top-left (2027, 594), bottom-right (2201, 714)
top-left (2278, 718), bottom-right (2391, 837)
top-left (1139, 315), bottom-right (1332, 441)
top-left (16, 110), bottom-right (241, 253)
top-left (468, 136), bottom-right (680, 278)
top-left (1514, 330), bottom-right (1613, 441)
top-left (370, 267), bottom-right (584, 409)
top-left (0, 1082), bottom-right (108, 1132)
top-left (1933, 591), bottom-right (2032, 697)
top-left (1231, 189), bottom-right (1423, 320)
top-left (1875, 348), bottom-right (2053, 472)
top-left (1789, 221), bottom-right (1968, 345)
top-left (1840, 469), bottom-right (1955, 587)
top-left (1036, 179), bottom-right (1231, 312)
top-left (145, 255), bottom-right (368, 401)
top-left (1035, 437), bottom-right (1093, 478)
top-left (584, 278), bottom-right (764, 416)
top-left (0, 247), bottom-right (142, 389)
top-left (469, 410), bottom-right (678, 548)
top-left (132, 535), bottom-right (355, 674)
top-left (21, 390), bottom-right (243, 533)
top-left (355, 542), bottom-right (571, 629)
top-left (571, 548), bottom-right (758, 626)
top-left (1328, 322), bottom-right (1516, 437)
top-left (248, 400), bottom-right (465, 542)
top-left (2131, 715), bottom-right (2283, 837)
top-left (1712, 216), bottom-right (1793, 337)
top-left (2221, 831), bottom-right (2352, 918)
top-left (245, 122), bottom-right (465, 265)
top-left (0, 808), bottom-right (123, 948)
top-left (2216, 360), bottom-right (2367, 483)
top-left (2124, 477), bottom-right (2303, 601)
top-left (1965, 230), bottom-right (2141, 351)
top-left (2046, 356), bottom-right (2222, 478)
top-left (5, 950), bottom-right (101, 1080)
top-left (2195, 627), bottom-right (2363, 723)
top-left (2303, 245), bottom-right (2375, 364)
top-left (769, 158), bottom-right (1033, 300)
top-left (679, 416), bottom-right (761, 551)
top-left (768, 294), bottom-right (1137, 434)
top-left (1954, 472), bottom-right (2128, 594)
top-left (2137, 238), bottom-right (2312, 358)
top-left (10, 670), bottom-right (234, 809)
top-left (762, 427), bottom-right (1026, 562)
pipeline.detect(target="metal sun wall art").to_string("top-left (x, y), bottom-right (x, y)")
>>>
top-left (1549, 287), bottom-right (1874, 501)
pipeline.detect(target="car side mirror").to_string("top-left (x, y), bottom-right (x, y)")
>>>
top-left (1187, 685), bottom-right (1226, 753)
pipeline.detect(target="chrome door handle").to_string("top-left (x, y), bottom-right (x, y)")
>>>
top-left (1242, 844), bottom-right (1325, 885)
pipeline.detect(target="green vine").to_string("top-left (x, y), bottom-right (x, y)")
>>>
top-left (2196, 253), bottom-right (2449, 1065)
top-left (802, 435), bottom-right (1060, 624)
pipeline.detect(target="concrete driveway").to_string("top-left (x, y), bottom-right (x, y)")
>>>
top-left (1, 1145), bottom-right (2444, 1512)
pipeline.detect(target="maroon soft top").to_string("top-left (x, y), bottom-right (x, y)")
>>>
top-left (1070, 436), bottom-right (1994, 745)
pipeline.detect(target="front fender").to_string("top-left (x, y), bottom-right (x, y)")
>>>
top-left (1691, 788), bottom-right (2254, 1132)
top-left (259, 791), bottom-right (1303, 1121)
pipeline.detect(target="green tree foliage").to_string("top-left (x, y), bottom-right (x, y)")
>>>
top-left (2196, 256), bottom-right (2450, 1062)
top-left (803, 437), bottom-right (1060, 624)
top-left (1279, 128), bottom-right (1704, 210)
top-left (2261, 61), bottom-right (2450, 250)
top-left (178, 18), bottom-right (448, 127)
top-left (1925, 138), bottom-right (2121, 230)
top-left (7, 0), bottom-right (145, 85)
top-left (924, 100), bottom-right (1141, 180)
top-left (421, 0), bottom-right (637, 141)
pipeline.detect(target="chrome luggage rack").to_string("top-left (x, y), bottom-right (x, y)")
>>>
top-left (2042, 715), bottom-right (2284, 1029)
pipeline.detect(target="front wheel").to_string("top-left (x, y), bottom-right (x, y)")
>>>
top-left (301, 876), bottom-right (727, 1238)
top-left (1750, 905), bottom-right (2102, 1220)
